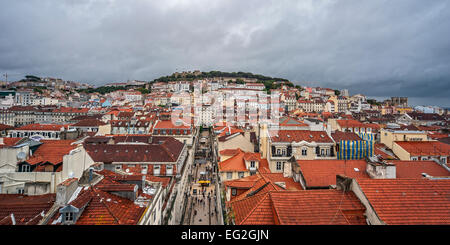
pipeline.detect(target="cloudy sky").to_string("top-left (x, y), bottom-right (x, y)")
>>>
top-left (1, 0), bottom-right (449, 106)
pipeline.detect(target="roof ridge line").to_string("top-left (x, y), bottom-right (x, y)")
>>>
top-left (238, 192), bottom-right (271, 225)
top-left (96, 189), bottom-right (121, 224)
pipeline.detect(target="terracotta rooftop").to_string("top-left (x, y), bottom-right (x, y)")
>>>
top-left (227, 173), bottom-right (303, 203)
top-left (61, 187), bottom-right (145, 225)
top-left (84, 137), bottom-right (184, 163)
top-left (72, 119), bottom-right (107, 127)
top-left (357, 178), bottom-right (450, 225)
top-left (25, 140), bottom-right (77, 167)
top-left (0, 137), bottom-right (22, 148)
top-left (297, 160), bottom-right (370, 188)
top-left (0, 194), bottom-right (56, 225)
top-left (269, 130), bottom-right (333, 143)
top-left (394, 141), bottom-right (450, 156)
top-left (331, 131), bottom-right (362, 142)
top-left (231, 190), bottom-right (366, 225)
top-left (390, 160), bottom-right (450, 178)
top-left (0, 123), bottom-right (14, 131)
top-left (13, 124), bottom-right (70, 131)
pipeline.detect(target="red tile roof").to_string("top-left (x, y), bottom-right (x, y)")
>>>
top-left (336, 120), bottom-right (369, 128)
top-left (68, 187), bottom-right (145, 225)
top-left (52, 107), bottom-right (89, 113)
top-left (14, 124), bottom-right (70, 131)
top-left (390, 160), bottom-right (450, 178)
top-left (153, 120), bottom-right (190, 129)
top-left (357, 178), bottom-right (450, 225)
top-left (84, 137), bottom-right (184, 163)
top-left (219, 150), bottom-right (253, 172)
top-left (269, 130), bottom-right (333, 143)
top-left (219, 148), bottom-right (242, 157)
top-left (331, 131), bottom-right (362, 142)
top-left (297, 160), bottom-right (370, 187)
top-left (219, 150), bottom-right (268, 173)
top-left (0, 137), bottom-right (22, 148)
top-left (217, 126), bottom-right (244, 138)
top-left (227, 173), bottom-right (303, 203)
top-left (0, 123), bottom-right (13, 131)
top-left (72, 119), bottom-right (107, 127)
top-left (278, 117), bottom-right (308, 127)
top-left (25, 140), bottom-right (77, 166)
top-left (231, 190), bottom-right (366, 225)
top-left (0, 194), bottom-right (56, 225)
top-left (394, 141), bottom-right (450, 156)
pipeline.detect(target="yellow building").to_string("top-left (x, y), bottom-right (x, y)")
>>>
top-left (380, 128), bottom-right (428, 150)
top-left (395, 107), bottom-right (413, 114)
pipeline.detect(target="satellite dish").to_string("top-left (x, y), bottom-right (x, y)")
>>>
top-left (68, 172), bottom-right (74, 178)
top-left (17, 152), bottom-right (26, 161)
top-left (125, 169), bottom-right (130, 173)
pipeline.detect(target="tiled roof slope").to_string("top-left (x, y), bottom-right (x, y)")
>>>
top-left (357, 178), bottom-right (450, 225)
top-left (269, 130), bottom-right (333, 143)
top-left (0, 137), bottom-right (22, 148)
top-left (72, 188), bottom-right (145, 225)
top-left (227, 173), bottom-right (303, 203)
top-left (231, 190), bottom-right (366, 225)
top-left (331, 131), bottom-right (362, 142)
top-left (297, 160), bottom-right (370, 187)
top-left (14, 124), bottom-right (70, 131)
top-left (25, 140), bottom-right (77, 166)
top-left (0, 194), bottom-right (56, 225)
top-left (84, 137), bottom-right (184, 163)
top-left (391, 160), bottom-right (450, 178)
top-left (394, 141), bottom-right (450, 156)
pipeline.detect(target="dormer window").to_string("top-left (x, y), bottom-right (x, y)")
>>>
top-left (65, 212), bottom-right (74, 222)
top-left (250, 161), bottom-right (256, 168)
top-left (21, 164), bottom-right (31, 172)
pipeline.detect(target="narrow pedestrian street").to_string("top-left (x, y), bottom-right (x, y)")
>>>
top-left (182, 129), bottom-right (221, 225)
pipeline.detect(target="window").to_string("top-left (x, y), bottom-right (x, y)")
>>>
top-left (238, 172), bottom-right (244, 178)
top-left (154, 165), bottom-right (161, 175)
top-left (231, 188), bottom-right (237, 196)
top-left (411, 157), bottom-right (418, 161)
top-left (21, 164), bottom-right (31, 172)
top-left (115, 165), bottom-right (122, 170)
top-left (250, 161), bottom-right (255, 168)
top-left (321, 149), bottom-right (325, 156)
top-left (440, 157), bottom-right (447, 164)
top-left (421, 157), bottom-right (428, 160)
top-left (17, 188), bottom-right (24, 194)
top-left (65, 212), bottom-right (74, 222)
top-left (276, 162), bottom-right (282, 171)
top-left (166, 165), bottom-right (173, 176)
top-left (302, 148), bottom-right (307, 156)
top-left (227, 172), bottom-right (233, 179)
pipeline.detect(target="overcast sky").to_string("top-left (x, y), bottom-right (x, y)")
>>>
top-left (1, 0), bottom-right (449, 106)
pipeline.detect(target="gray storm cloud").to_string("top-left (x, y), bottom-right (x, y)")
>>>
top-left (0, 0), bottom-right (449, 106)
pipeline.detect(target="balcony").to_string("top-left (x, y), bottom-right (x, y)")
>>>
top-left (271, 154), bottom-right (292, 160)
top-left (315, 154), bottom-right (336, 160)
